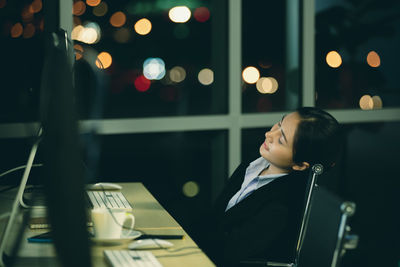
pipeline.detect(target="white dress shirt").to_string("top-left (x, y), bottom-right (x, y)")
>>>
top-left (225, 157), bottom-right (288, 211)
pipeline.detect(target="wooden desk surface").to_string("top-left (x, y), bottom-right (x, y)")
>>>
top-left (11, 183), bottom-right (215, 267)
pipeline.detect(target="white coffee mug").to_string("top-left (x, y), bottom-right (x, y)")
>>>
top-left (91, 208), bottom-right (135, 239)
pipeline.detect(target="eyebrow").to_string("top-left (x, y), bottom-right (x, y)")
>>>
top-left (278, 115), bottom-right (288, 144)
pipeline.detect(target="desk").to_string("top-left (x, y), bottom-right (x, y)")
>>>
top-left (2, 183), bottom-right (215, 266)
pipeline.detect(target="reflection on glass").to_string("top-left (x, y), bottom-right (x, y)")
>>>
top-left (326, 51), bottom-right (342, 68)
top-left (242, 1), bottom-right (298, 113)
top-left (315, 0), bottom-right (400, 109)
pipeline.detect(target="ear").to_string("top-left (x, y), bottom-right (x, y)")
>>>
top-left (292, 162), bottom-right (310, 171)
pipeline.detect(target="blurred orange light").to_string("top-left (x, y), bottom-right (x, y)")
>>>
top-left (367, 51), bottom-right (380, 68)
top-left (86, 0), bottom-right (101, 7)
top-left (11, 23), bottom-right (23, 38)
top-left (23, 23), bottom-right (35, 38)
top-left (134, 18), bottom-right (152, 35)
top-left (194, 7), bottom-right (210, 22)
top-left (29, 0), bottom-right (42, 13)
top-left (110, 11), bottom-right (126, 27)
top-left (73, 1), bottom-right (86, 16)
top-left (21, 6), bottom-right (34, 22)
top-left (74, 44), bottom-right (84, 60)
top-left (96, 52), bottom-right (112, 69)
top-left (326, 51), bottom-right (342, 68)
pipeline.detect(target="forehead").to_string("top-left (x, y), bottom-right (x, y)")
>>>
top-left (281, 112), bottom-right (300, 143)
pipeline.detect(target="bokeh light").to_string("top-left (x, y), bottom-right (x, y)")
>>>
top-left (182, 181), bottom-right (200, 198)
top-left (114, 27), bottom-right (131, 43)
top-left (134, 18), bottom-right (152, 35)
top-left (256, 77), bottom-right (278, 94)
top-left (326, 51), bottom-right (342, 68)
top-left (93, 1), bottom-right (107, 16)
top-left (86, 0), bottom-right (101, 7)
top-left (29, 0), bottom-right (42, 13)
top-left (143, 58), bottom-right (166, 80)
top-left (74, 44), bottom-right (84, 60)
top-left (371, 95), bottom-right (383, 109)
top-left (110, 11), bottom-right (126, 27)
top-left (96, 52), bottom-right (112, 69)
top-left (134, 75), bottom-right (151, 92)
top-left (72, 22), bottom-right (101, 44)
top-left (21, 6), bottom-right (34, 22)
top-left (359, 95), bottom-right (373, 110)
top-left (169, 66), bottom-right (186, 83)
top-left (169, 6), bottom-right (191, 23)
top-left (194, 7), bottom-right (210, 22)
top-left (242, 66), bottom-right (260, 84)
top-left (73, 1), bottom-right (86, 16)
top-left (10, 23), bottom-right (23, 38)
top-left (367, 51), bottom-right (381, 68)
top-left (198, 68), bottom-right (214, 85)
top-left (22, 23), bottom-right (35, 38)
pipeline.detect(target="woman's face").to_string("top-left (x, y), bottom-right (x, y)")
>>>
top-left (259, 111), bottom-right (301, 173)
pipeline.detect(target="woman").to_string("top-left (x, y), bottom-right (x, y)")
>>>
top-left (198, 107), bottom-right (342, 266)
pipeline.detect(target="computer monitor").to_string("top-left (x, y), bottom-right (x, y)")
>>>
top-left (0, 3), bottom-right (92, 266)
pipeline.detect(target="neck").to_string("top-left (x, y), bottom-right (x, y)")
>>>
top-left (260, 165), bottom-right (291, 176)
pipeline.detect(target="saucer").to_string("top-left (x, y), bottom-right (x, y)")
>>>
top-left (91, 230), bottom-right (142, 244)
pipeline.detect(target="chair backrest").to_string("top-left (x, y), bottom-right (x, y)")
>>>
top-left (294, 164), bottom-right (324, 262)
top-left (296, 184), bottom-right (355, 267)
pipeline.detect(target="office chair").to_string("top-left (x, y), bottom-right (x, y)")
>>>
top-left (240, 164), bottom-right (358, 267)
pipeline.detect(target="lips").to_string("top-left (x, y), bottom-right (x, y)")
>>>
top-left (263, 142), bottom-right (269, 151)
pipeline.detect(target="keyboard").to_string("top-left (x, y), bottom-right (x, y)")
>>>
top-left (86, 191), bottom-right (132, 211)
top-left (104, 250), bottom-right (163, 267)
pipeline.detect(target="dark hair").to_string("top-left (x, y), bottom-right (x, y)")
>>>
top-left (292, 107), bottom-right (342, 170)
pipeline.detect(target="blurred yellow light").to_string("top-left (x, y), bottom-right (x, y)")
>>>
top-left (359, 95), bottom-right (373, 110)
top-left (96, 52), bottom-right (112, 69)
top-left (86, 0), bottom-right (101, 7)
top-left (242, 66), bottom-right (260, 84)
top-left (134, 18), bottom-right (152, 35)
top-left (170, 66), bottom-right (186, 83)
top-left (10, 23), bottom-right (23, 38)
top-left (110, 11), bottom-right (126, 27)
top-left (114, 28), bottom-right (131, 43)
top-left (71, 25), bottom-right (84, 40)
top-left (367, 51), bottom-right (380, 68)
top-left (256, 77), bottom-right (278, 94)
top-left (198, 68), bottom-right (214, 85)
top-left (81, 27), bottom-right (98, 44)
top-left (371, 95), bottom-right (383, 109)
top-left (93, 1), bottom-right (107, 17)
top-left (182, 181), bottom-right (199, 198)
top-left (326, 51), bottom-right (342, 68)
top-left (168, 6), bottom-right (191, 23)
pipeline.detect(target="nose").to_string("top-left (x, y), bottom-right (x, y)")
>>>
top-left (265, 127), bottom-right (278, 143)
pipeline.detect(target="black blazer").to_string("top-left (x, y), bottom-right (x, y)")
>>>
top-left (203, 161), bottom-right (309, 267)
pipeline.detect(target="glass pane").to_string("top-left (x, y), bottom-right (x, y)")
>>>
top-left (339, 122), bottom-right (400, 266)
top-left (0, 1), bottom-right (44, 123)
top-left (75, 0), bottom-right (227, 119)
top-left (242, 1), bottom-right (300, 113)
top-left (315, 0), bottom-right (400, 109)
top-left (89, 130), bottom-right (227, 232)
